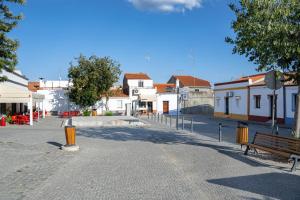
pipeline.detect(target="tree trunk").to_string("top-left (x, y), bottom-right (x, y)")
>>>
top-left (105, 96), bottom-right (109, 111)
top-left (294, 85), bottom-right (300, 138)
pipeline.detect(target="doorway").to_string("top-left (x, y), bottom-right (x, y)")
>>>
top-left (147, 102), bottom-right (153, 113)
top-left (163, 101), bottom-right (169, 114)
top-left (225, 97), bottom-right (229, 115)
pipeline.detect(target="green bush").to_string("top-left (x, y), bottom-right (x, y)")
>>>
top-left (104, 111), bottom-right (113, 116)
top-left (83, 110), bottom-right (91, 116)
top-left (6, 116), bottom-right (12, 124)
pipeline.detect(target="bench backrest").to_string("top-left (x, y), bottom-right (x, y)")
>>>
top-left (253, 132), bottom-right (300, 155)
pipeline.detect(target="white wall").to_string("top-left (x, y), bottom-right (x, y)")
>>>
top-left (0, 69), bottom-right (28, 87)
top-left (156, 93), bottom-right (177, 115)
top-left (286, 86), bottom-right (298, 119)
top-left (96, 97), bottom-right (131, 115)
top-left (250, 86), bottom-right (284, 118)
top-left (214, 89), bottom-right (248, 115)
top-left (37, 89), bottom-right (78, 113)
top-left (40, 80), bottom-right (70, 89)
top-left (127, 79), bottom-right (153, 88)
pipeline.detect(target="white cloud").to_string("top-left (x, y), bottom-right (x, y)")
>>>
top-left (128, 0), bottom-right (202, 12)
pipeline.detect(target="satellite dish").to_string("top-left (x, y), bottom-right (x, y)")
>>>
top-left (265, 70), bottom-right (283, 90)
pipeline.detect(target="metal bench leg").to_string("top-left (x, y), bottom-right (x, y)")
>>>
top-left (244, 146), bottom-right (250, 155)
top-left (291, 158), bottom-right (299, 172)
top-left (254, 148), bottom-right (259, 155)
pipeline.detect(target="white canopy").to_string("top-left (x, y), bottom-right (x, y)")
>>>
top-left (0, 84), bottom-right (44, 103)
top-left (139, 94), bottom-right (156, 102)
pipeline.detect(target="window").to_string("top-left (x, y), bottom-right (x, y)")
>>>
top-left (139, 101), bottom-right (146, 108)
top-left (138, 80), bottom-right (144, 88)
top-left (292, 93), bottom-right (298, 112)
top-left (117, 100), bottom-right (122, 109)
top-left (254, 95), bottom-right (261, 109)
top-left (195, 89), bottom-right (200, 92)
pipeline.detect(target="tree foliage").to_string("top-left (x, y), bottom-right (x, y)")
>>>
top-left (226, 0), bottom-right (300, 84)
top-left (68, 55), bottom-right (121, 109)
top-left (0, 0), bottom-right (24, 81)
top-left (226, 0), bottom-right (300, 137)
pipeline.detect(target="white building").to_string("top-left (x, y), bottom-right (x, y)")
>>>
top-left (154, 83), bottom-right (178, 115)
top-left (123, 73), bottom-right (157, 114)
top-left (29, 80), bottom-right (78, 115)
top-left (0, 68), bottom-right (45, 125)
top-left (214, 73), bottom-right (298, 125)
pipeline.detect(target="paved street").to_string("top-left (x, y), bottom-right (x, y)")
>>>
top-left (0, 116), bottom-right (299, 200)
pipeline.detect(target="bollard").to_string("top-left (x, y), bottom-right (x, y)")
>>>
top-left (276, 124), bottom-right (279, 135)
top-left (157, 113), bottom-right (159, 123)
top-left (170, 115), bottom-right (172, 127)
top-left (219, 123), bottom-right (222, 142)
top-left (191, 118), bottom-right (193, 133)
top-left (161, 114), bottom-right (163, 123)
top-left (182, 116), bottom-right (184, 130)
top-left (165, 115), bottom-right (167, 125)
top-left (148, 113), bottom-right (149, 119)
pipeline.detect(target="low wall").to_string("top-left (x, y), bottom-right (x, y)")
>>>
top-left (71, 116), bottom-right (145, 127)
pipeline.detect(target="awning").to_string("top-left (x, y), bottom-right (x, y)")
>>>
top-left (0, 84), bottom-right (44, 103)
top-left (139, 94), bottom-right (156, 102)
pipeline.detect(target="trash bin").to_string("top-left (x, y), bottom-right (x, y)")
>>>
top-left (64, 126), bottom-right (76, 145)
top-left (92, 109), bottom-right (97, 116)
top-left (236, 121), bottom-right (248, 145)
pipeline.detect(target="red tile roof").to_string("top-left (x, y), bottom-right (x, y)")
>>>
top-left (124, 73), bottom-right (151, 80)
top-left (109, 89), bottom-right (129, 97)
top-left (174, 75), bottom-right (211, 87)
top-left (28, 82), bottom-right (40, 92)
top-left (154, 83), bottom-right (176, 93)
top-left (214, 73), bottom-right (266, 86)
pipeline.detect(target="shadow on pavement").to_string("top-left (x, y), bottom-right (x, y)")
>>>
top-left (47, 141), bottom-right (63, 148)
top-left (207, 172), bottom-right (300, 199)
top-left (77, 127), bottom-right (277, 168)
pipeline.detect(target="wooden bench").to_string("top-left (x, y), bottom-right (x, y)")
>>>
top-left (244, 132), bottom-right (300, 172)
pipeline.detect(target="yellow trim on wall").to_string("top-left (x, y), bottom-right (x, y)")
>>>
top-left (214, 87), bottom-right (247, 91)
top-left (214, 112), bottom-right (248, 121)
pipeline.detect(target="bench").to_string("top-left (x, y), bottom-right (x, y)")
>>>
top-left (244, 132), bottom-right (300, 172)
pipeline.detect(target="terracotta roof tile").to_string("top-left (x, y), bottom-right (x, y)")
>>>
top-left (28, 82), bottom-right (40, 92)
top-left (124, 73), bottom-right (151, 80)
top-left (174, 75), bottom-right (211, 87)
top-left (154, 83), bottom-right (176, 93)
top-left (109, 89), bottom-right (129, 97)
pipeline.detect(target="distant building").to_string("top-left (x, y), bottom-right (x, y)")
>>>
top-left (167, 75), bottom-right (213, 115)
top-left (214, 73), bottom-right (298, 125)
top-left (123, 73), bottom-right (157, 114)
top-left (154, 83), bottom-right (177, 115)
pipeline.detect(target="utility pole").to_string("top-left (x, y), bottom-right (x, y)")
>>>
top-left (176, 79), bottom-right (180, 130)
top-left (295, 86), bottom-right (300, 138)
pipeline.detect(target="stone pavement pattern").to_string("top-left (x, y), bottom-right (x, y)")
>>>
top-left (0, 116), bottom-right (299, 200)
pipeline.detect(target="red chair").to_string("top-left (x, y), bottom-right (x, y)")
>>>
top-left (11, 116), bottom-right (18, 124)
top-left (18, 115), bottom-right (29, 125)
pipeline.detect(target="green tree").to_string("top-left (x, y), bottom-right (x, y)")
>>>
top-left (0, 0), bottom-right (24, 81)
top-left (68, 55), bottom-right (121, 110)
top-left (226, 0), bottom-right (300, 137)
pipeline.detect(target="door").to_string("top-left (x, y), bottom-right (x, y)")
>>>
top-left (163, 101), bottom-right (169, 114)
top-left (225, 97), bottom-right (229, 115)
top-left (147, 102), bottom-right (153, 113)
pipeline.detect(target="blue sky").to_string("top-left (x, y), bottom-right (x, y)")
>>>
top-left (10, 0), bottom-right (258, 84)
